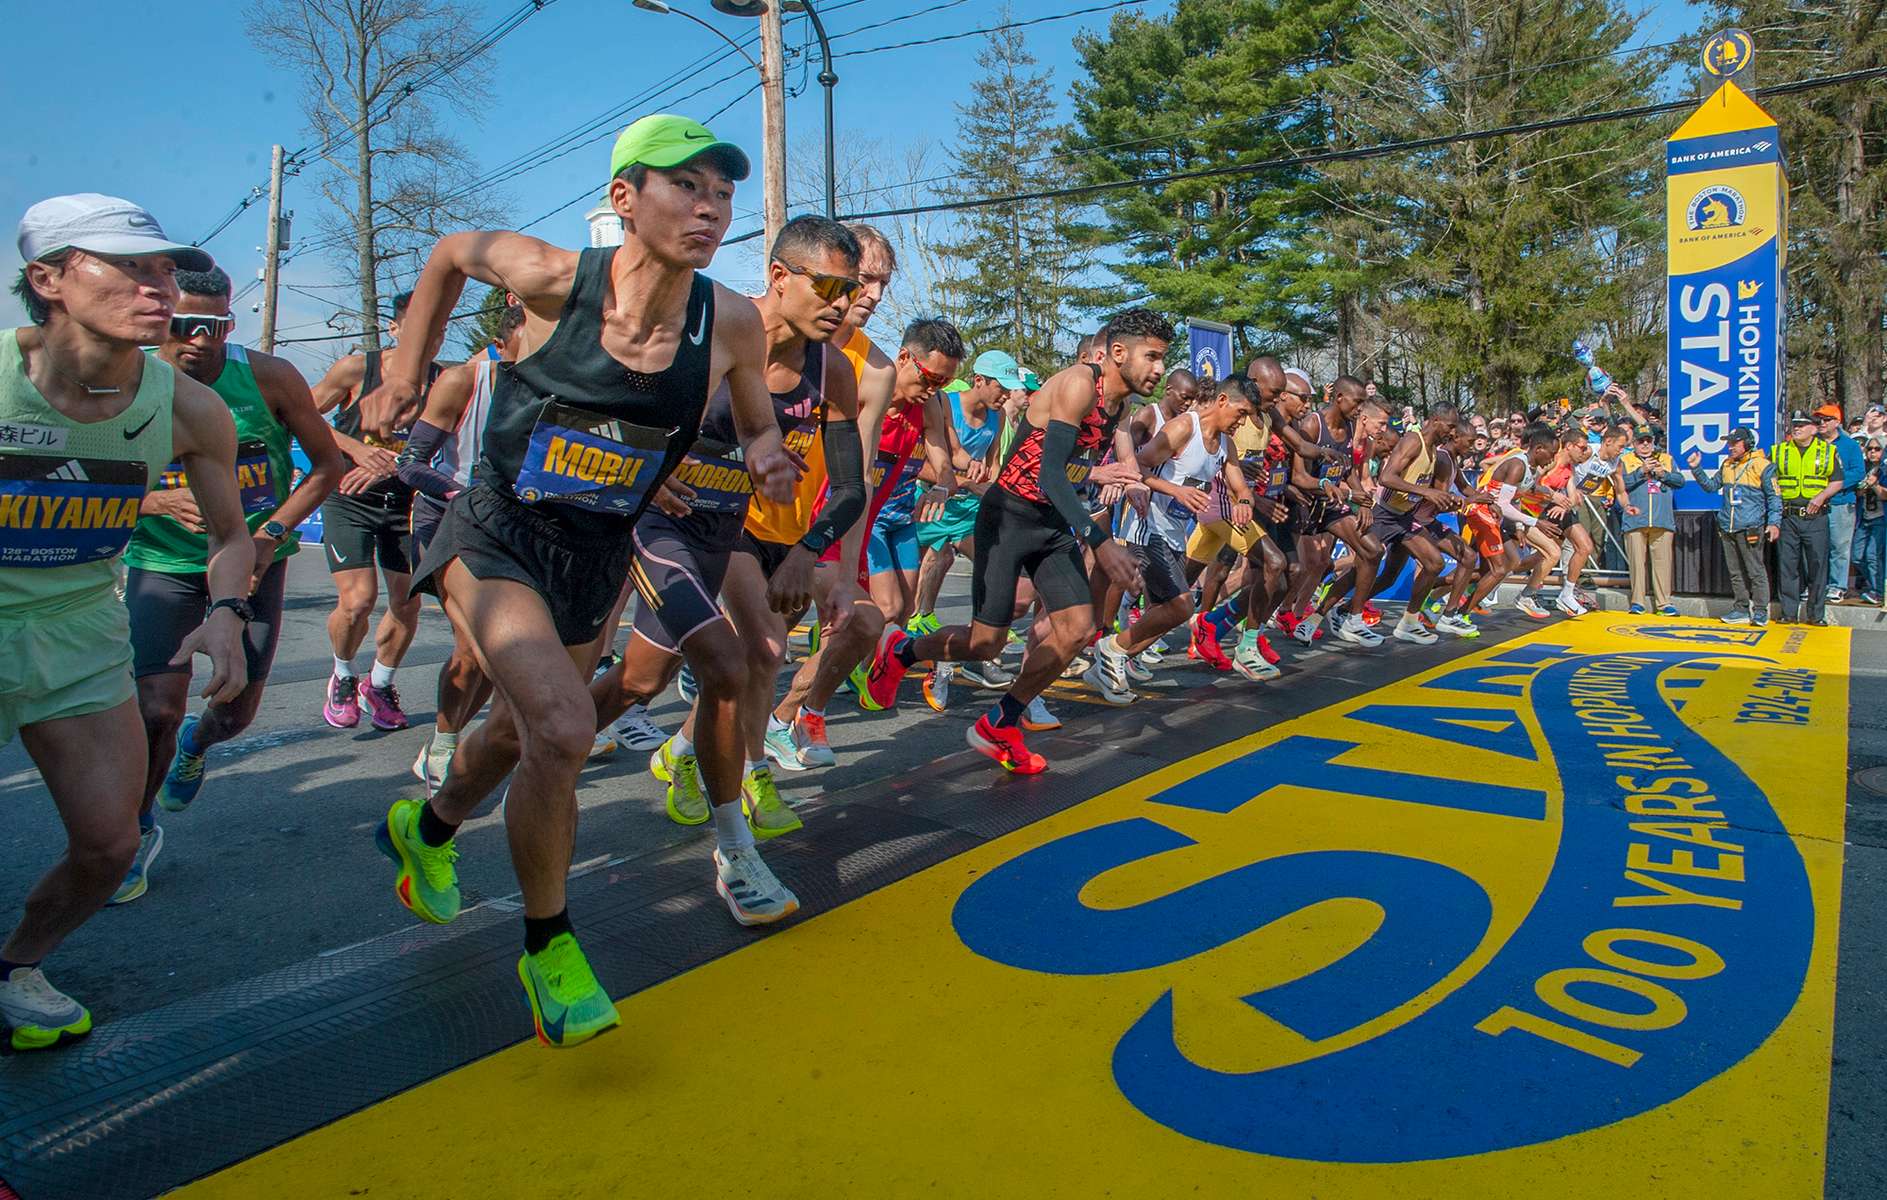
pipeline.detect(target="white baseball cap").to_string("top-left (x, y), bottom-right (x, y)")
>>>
top-left (1283, 367), bottom-right (1312, 392)
top-left (17, 194), bottom-right (213, 272)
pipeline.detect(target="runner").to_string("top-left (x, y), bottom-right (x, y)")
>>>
top-left (1284, 378), bottom-right (1385, 647)
top-left (115, 266), bottom-right (345, 903)
top-left (860, 309), bottom-right (1167, 774)
top-left (1530, 427), bottom-right (1601, 615)
top-left (393, 296), bottom-right (524, 792)
top-left (1469, 423), bottom-right (1565, 620)
top-left (918, 353), bottom-right (1020, 712)
top-left (1128, 367), bottom-right (1198, 449)
top-left (623, 215), bottom-right (867, 834)
top-left (1359, 406), bottom-right (1463, 645)
top-left (310, 290), bottom-right (437, 732)
top-left (2, 194), bottom-right (251, 1050)
top-left (1089, 377), bottom-right (1260, 702)
top-left (358, 115), bottom-right (798, 1048)
top-left (1185, 356), bottom-right (1291, 676)
top-left (765, 317), bottom-right (961, 769)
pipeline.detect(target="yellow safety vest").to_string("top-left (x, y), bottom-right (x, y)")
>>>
top-left (1770, 440), bottom-right (1835, 501)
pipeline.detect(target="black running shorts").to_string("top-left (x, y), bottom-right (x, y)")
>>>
top-left (414, 482), bottom-right (632, 647)
top-left (1290, 495), bottom-right (1351, 536)
top-left (971, 487), bottom-right (1091, 626)
top-left (1129, 540), bottom-right (1188, 605)
top-left (323, 491), bottom-right (414, 575)
top-left (128, 558), bottom-right (289, 681)
top-left (629, 507), bottom-right (741, 653)
top-left (1370, 504), bottom-right (1420, 548)
top-left (734, 529), bottom-right (796, 579)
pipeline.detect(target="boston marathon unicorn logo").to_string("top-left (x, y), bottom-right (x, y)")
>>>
top-left (1687, 185), bottom-right (1746, 231)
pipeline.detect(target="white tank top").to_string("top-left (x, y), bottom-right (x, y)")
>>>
top-left (1130, 410), bottom-right (1225, 550)
top-left (440, 356), bottom-right (497, 490)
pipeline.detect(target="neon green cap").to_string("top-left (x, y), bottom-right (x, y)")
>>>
top-left (609, 114), bottom-right (751, 184)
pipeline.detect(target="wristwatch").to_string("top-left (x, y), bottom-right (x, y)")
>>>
top-left (259, 519), bottom-right (289, 540)
top-left (209, 597), bottom-right (256, 623)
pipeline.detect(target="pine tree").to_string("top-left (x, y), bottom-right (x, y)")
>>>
top-left (1066, 0), bottom-right (1364, 365)
top-left (937, 10), bottom-right (1108, 369)
top-left (457, 284), bottom-right (511, 357)
top-left (1326, 0), bottom-right (1670, 412)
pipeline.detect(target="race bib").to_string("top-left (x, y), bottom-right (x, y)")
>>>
top-left (869, 447), bottom-right (923, 494)
top-left (0, 452), bottom-right (147, 568)
top-left (514, 402), bottom-right (671, 516)
top-left (154, 438), bottom-right (279, 516)
top-left (669, 444), bottom-right (754, 516)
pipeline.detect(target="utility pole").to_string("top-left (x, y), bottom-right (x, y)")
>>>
top-left (258, 144), bottom-right (286, 353)
top-left (759, 2), bottom-right (787, 252)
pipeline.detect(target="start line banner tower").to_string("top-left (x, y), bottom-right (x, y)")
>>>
top-left (1667, 38), bottom-right (1787, 512)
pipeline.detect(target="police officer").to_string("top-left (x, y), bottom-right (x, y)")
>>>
top-left (1771, 411), bottom-right (1843, 625)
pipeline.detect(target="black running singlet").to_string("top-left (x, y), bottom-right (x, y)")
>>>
top-left (672, 343), bottom-right (825, 517)
top-left (331, 350), bottom-right (436, 502)
top-left (1304, 409), bottom-right (1353, 484)
top-left (480, 248), bottom-right (717, 534)
top-left (995, 363), bottom-right (1122, 504)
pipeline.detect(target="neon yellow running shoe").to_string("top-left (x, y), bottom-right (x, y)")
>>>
top-left (649, 735), bottom-right (707, 825)
top-left (906, 611), bottom-right (941, 637)
top-left (741, 766), bottom-right (803, 839)
top-left (373, 798), bottom-right (461, 924)
top-left (0, 967), bottom-right (92, 1051)
top-left (517, 933), bottom-right (620, 1049)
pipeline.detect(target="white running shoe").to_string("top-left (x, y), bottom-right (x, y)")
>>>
top-left (1392, 616), bottom-right (1438, 645)
top-left (1060, 654), bottom-right (1092, 679)
top-left (588, 731), bottom-right (617, 758)
top-left (109, 824), bottom-right (163, 906)
top-left (1021, 695), bottom-right (1061, 731)
top-left (1292, 614), bottom-right (1321, 645)
top-left (0, 966), bottom-right (92, 1051)
top-left (1094, 635), bottom-right (1134, 690)
top-left (606, 705), bottom-right (668, 751)
top-left (714, 846), bottom-right (800, 926)
top-left (1515, 595), bottom-right (1551, 620)
top-left (1435, 613), bottom-right (1481, 638)
top-left (1082, 660), bottom-right (1137, 705)
top-left (1124, 652), bottom-right (1155, 682)
top-left (1333, 614), bottom-right (1383, 647)
top-left (412, 740), bottom-right (449, 795)
top-left (1554, 587), bottom-right (1588, 617)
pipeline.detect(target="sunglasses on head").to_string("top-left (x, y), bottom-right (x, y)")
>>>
top-left (170, 314), bottom-right (235, 340)
top-left (774, 259), bottom-right (861, 304)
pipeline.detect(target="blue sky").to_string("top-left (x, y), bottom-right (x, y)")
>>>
top-left (4, 0), bottom-right (1705, 376)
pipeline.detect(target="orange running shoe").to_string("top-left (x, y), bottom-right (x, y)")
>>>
top-left (967, 715), bottom-right (1047, 774)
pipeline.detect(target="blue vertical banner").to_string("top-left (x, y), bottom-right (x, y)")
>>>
top-left (1186, 318), bottom-right (1233, 386)
top-left (1666, 78), bottom-right (1787, 511)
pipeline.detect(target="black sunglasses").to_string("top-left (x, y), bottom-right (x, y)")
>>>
top-left (170, 314), bottom-right (235, 340)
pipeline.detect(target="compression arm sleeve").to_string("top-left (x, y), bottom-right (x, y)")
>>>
top-left (1493, 481), bottom-right (1534, 527)
top-left (393, 420), bottom-right (462, 500)
top-left (1039, 419), bottom-right (1109, 548)
top-left (799, 418), bottom-right (865, 556)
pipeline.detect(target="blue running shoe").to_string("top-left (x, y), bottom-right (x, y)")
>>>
top-left (157, 714), bottom-right (208, 813)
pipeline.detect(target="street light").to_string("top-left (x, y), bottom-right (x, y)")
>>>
top-left (713, 0), bottom-right (839, 217)
top-left (632, 0), bottom-right (758, 68)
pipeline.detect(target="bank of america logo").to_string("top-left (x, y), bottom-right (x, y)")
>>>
top-left (49, 460), bottom-right (90, 482)
top-left (1753, 139), bottom-right (1773, 152)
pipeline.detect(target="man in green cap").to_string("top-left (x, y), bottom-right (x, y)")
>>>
top-left (357, 114), bottom-right (800, 1049)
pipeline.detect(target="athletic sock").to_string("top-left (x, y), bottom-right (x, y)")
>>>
top-left (992, 693), bottom-right (1027, 728)
top-left (369, 661), bottom-right (396, 689)
top-left (1207, 598), bottom-right (1242, 629)
top-left (894, 636), bottom-right (920, 668)
top-left (417, 801), bottom-right (459, 848)
top-left (0, 957), bottom-right (40, 977)
top-left (745, 759), bottom-right (765, 776)
top-left (711, 799), bottom-right (755, 854)
top-left (799, 703), bottom-right (825, 721)
top-left (766, 713), bottom-right (790, 735)
top-left (671, 731), bottom-right (695, 757)
top-left (334, 656), bottom-right (355, 680)
top-left (523, 909), bottom-right (573, 957)
top-left (430, 729), bottom-right (459, 756)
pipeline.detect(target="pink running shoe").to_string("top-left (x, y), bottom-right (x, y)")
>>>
top-left (357, 680), bottom-right (410, 731)
top-left (323, 674), bottom-right (361, 728)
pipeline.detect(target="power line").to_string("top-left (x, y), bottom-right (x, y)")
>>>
top-left (276, 301), bottom-right (507, 345)
top-left (836, 0), bottom-right (1144, 57)
top-left (838, 64), bottom-right (1887, 222)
